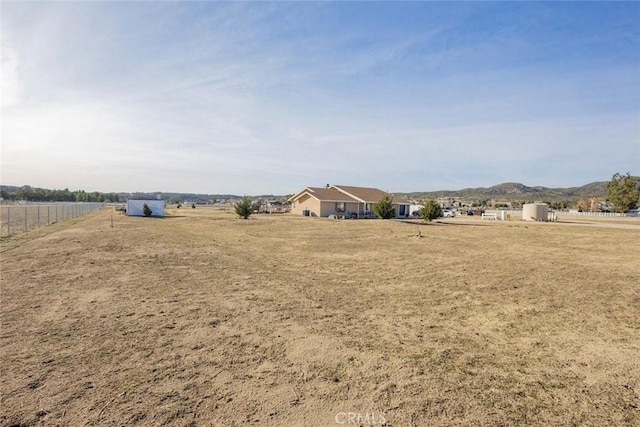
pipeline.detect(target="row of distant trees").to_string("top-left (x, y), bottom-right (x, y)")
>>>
top-left (0, 188), bottom-right (119, 203)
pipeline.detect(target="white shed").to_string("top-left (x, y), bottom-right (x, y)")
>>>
top-left (127, 199), bottom-right (165, 217)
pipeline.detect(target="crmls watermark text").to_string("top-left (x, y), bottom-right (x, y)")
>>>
top-left (334, 411), bottom-right (386, 425)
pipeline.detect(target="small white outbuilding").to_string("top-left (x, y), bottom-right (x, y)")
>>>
top-left (127, 199), bottom-right (165, 217)
top-left (522, 203), bottom-right (548, 221)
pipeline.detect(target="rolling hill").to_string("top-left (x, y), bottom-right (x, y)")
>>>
top-left (4, 179), bottom-right (636, 204)
top-left (399, 181), bottom-right (609, 203)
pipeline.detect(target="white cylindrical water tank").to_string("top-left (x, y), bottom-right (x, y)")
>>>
top-left (522, 203), bottom-right (548, 221)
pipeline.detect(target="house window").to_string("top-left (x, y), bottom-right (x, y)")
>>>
top-left (336, 202), bottom-right (345, 212)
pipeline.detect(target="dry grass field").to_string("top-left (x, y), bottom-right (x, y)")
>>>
top-left (1, 207), bottom-right (639, 426)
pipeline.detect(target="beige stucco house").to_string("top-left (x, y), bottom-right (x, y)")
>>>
top-left (288, 185), bottom-right (411, 218)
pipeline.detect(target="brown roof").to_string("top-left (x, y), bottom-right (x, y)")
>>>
top-left (289, 185), bottom-right (410, 204)
top-left (333, 185), bottom-right (410, 204)
top-left (290, 187), bottom-right (357, 202)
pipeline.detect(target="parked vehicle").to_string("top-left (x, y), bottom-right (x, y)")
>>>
top-left (466, 210), bottom-right (474, 216)
top-left (441, 209), bottom-right (456, 218)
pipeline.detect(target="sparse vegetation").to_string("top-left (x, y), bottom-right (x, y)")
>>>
top-left (550, 200), bottom-right (569, 210)
top-left (373, 194), bottom-right (395, 219)
top-left (1, 208), bottom-right (638, 426)
top-left (234, 196), bottom-right (253, 219)
top-left (420, 199), bottom-right (441, 221)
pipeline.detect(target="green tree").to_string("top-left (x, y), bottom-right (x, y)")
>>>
top-left (420, 199), bottom-right (441, 222)
top-left (550, 200), bottom-right (569, 210)
top-left (143, 203), bottom-right (152, 217)
top-left (373, 194), bottom-right (396, 219)
top-left (75, 190), bottom-right (87, 202)
top-left (235, 196), bottom-right (253, 219)
top-left (606, 172), bottom-right (640, 213)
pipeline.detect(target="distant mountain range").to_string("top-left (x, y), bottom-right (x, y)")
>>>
top-left (2, 180), bottom-right (635, 203)
top-left (398, 181), bottom-right (610, 202)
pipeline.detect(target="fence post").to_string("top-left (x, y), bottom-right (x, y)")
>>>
top-left (37, 205), bottom-right (40, 227)
top-left (7, 207), bottom-right (10, 236)
top-left (48, 205), bottom-right (51, 225)
top-left (25, 205), bottom-right (28, 233)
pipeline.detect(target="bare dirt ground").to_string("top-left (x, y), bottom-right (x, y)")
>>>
top-left (1, 208), bottom-right (639, 426)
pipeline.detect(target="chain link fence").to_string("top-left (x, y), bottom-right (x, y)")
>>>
top-left (0, 203), bottom-right (104, 237)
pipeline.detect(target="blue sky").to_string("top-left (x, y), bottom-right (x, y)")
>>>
top-left (2, 1), bottom-right (639, 195)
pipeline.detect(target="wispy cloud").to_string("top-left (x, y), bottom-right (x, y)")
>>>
top-left (1, 2), bottom-right (638, 194)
